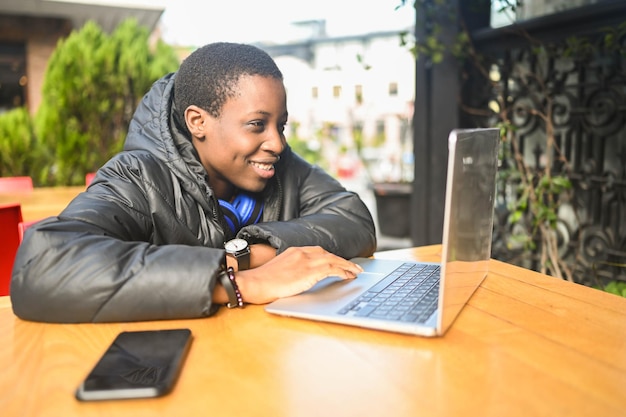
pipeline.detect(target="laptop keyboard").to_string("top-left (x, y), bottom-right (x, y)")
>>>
top-left (338, 263), bottom-right (440, 323)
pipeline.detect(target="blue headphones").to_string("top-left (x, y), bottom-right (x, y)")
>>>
top-left (219, 193), bottom-right (264, 234)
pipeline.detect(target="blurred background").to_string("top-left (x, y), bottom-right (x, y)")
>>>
top-left (1, 0), bottom-right (625, 291)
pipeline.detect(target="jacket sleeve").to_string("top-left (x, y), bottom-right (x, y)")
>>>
top-left (10, 172), bottom-right (223, 323)
top-left (240, 150), bottom-right (377, 259)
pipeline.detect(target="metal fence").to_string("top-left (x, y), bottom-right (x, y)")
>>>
top-left (464, 3), bottom-right (626, 286)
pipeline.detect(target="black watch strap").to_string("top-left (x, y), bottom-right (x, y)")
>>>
top-left (225, 238), bottom-right (250, 271)
top-left (237, 252), bottom-right (250, 270)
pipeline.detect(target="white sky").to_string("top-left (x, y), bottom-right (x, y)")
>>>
top-left (156, 0), bottom-right (415, 47)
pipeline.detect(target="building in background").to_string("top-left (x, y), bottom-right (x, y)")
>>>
top-left (0, 0), bottom-right (164, 114)
top-left (260, 28), bottom-right (415, 181)
top-left (0, 1), bottom-right (415, 181)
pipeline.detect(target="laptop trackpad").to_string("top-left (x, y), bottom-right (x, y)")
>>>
top-left (352, 258), bottom-right (408, 274)
top-left (271, 273), bottom-right (383, 312)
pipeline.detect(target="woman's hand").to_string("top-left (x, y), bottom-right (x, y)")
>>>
top-left (236, 246), bottom-right (363, 304)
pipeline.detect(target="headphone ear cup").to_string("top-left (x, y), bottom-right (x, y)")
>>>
top-left (233, 193), bottom-right (264, 227)
top-left (219, 199), bottom-right (242, 234)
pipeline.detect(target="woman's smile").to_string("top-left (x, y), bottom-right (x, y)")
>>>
top-left (249, 159), bottom-right (277, 179)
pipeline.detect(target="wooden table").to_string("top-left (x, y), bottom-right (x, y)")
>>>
top-left (0, 186), bottom-right (85, 222)
top-left (1, 245), bottom-right (625, 417)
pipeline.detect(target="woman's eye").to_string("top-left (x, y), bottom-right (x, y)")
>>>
top-left (249, 121), bottom-right (264, 128)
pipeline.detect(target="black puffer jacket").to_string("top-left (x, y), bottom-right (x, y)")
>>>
top-left (10, 73), bottom-right (377, 323)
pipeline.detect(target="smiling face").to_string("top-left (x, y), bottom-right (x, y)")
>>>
top-left (185, 75), bottom-right (288, 200)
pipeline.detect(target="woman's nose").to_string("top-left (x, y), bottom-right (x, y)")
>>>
top-left (263, 128), bottom-right (286, 154)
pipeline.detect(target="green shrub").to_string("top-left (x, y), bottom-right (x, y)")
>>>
top-left (603, 281), bottom-right (626, 298)
top-left (34, 18), bottom-right (179, 185)
top-left (0, 107), bottom-right (44, 180)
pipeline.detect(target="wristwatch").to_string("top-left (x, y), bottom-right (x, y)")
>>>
top-left (224, 238), bottom-right (250, 271)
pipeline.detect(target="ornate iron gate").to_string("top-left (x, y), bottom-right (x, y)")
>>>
top-left (464, 4), bottom-right (626, 286)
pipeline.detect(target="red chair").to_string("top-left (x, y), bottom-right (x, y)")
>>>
top-left (18, 220), bottom-right (38, 243)
top-left (0, 176), bottom-right (34, 193)
top-left (0, 203), bottom-right (23, 296)
top-left (85, 172), bottom-right (96, 187)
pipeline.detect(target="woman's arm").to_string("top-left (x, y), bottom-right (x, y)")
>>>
top-left (240, 150), bottom-right (377, 259)
top-left (10, 159), bottom-right (225, 323)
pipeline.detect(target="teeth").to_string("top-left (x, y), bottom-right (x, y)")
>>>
top-left (250, 161), bottom-right (274, 171)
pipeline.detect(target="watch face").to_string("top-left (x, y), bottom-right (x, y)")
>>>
top-left (225, 238), bottom-right (248, 251)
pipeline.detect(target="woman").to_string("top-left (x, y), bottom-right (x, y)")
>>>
top-left (10, 42), bottom-right (376, 322)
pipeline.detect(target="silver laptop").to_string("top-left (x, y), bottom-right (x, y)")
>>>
top-left (266, 128), bottom-right (500, 337)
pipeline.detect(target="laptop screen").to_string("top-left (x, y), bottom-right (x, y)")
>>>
top-left (438, 128), bottom-right (500, 334)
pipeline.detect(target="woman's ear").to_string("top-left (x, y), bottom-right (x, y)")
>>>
top-left (185, 105), bottom-right (206, 139)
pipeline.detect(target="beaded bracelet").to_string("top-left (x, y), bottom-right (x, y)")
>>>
top-left (220, 266), bottom-right (244, 308)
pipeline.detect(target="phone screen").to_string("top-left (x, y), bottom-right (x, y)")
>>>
top-left (75, 328), bottom-right (193, 401)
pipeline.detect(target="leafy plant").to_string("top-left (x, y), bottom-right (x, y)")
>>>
top-left (34, 18), bottom-right (179, 185)
top-left (458, 8), bottom-right (624, 283)
top-left (0, 107), bottom-right (42, 178)
top-left (603, 280), bottom-right (626, 298)
top-left (398, 0), bottom-right (625, 285)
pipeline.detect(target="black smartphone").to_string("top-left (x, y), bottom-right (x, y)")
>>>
top-left (75, 328), bottom-right (193, 401)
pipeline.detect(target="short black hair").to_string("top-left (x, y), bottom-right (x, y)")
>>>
top-left (174, 42), bottom-right (283, 119)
